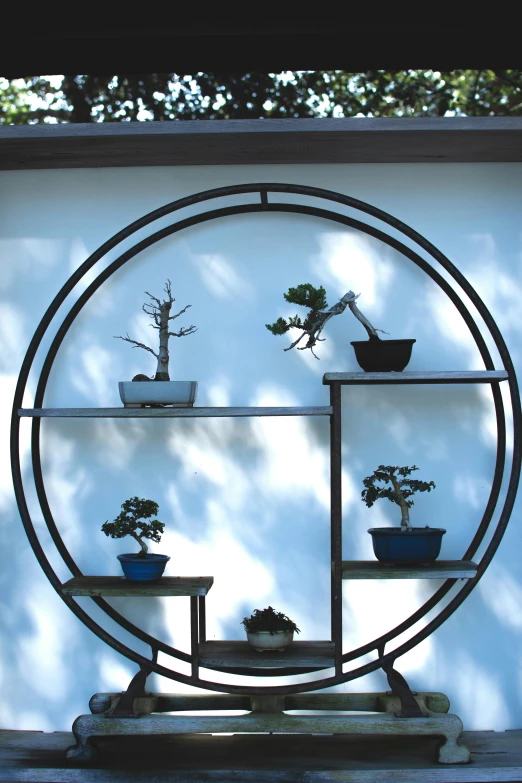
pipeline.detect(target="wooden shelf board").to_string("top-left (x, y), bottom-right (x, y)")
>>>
top-left (19, 406), bottom-right (332, 419)
top-left (61, 576), bottom-right (214, 597)
top-left (342, 561), bottom-right (478, 580)
top-left (199, 641), bottom-right (335, 669)
top-left (323, 370), bottom-right (508, 386)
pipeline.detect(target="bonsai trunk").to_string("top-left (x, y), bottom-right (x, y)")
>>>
top-left (130, 533), bottom-right (149, 557)
top-left (155, 300), bottom-right (171, 381)
top-left (390, 475), bottom-right (412, 531)
top-left (345, 292), bottom-right (381, 341)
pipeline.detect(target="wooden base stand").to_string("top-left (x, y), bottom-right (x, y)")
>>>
top-left (66, 691), bottom-right (470, 765)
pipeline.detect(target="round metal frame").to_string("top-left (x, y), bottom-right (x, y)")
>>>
top-left (10, 183), bottom-right (521, 695)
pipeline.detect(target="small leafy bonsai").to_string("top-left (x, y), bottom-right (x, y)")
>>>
top-left (266, 283), bottom-right (385, 358)
top-left (115, 280), bottom-right (197, 381)
top-left (242, 606), bottom-right (301, 635)
top-left (101, 497), bottom-right (165, 557)
top-left (361, 465), bottom-right (436, 531)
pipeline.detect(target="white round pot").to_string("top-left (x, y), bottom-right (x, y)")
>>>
top-left (119, 381), bottom-right (198, 408)
top-left (246, 630), bottom-right (294, 652)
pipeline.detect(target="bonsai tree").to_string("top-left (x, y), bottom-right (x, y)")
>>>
top-left (242, 606), bottom-right (301, 635)
top-left (101, 497), bottom-right (165, 557)
top-left (361, 465), bottom-right (436, 531)
top-left (266, 283), bottom-right (385, 359)
top-left (115, 280), bottom-right (197, 381)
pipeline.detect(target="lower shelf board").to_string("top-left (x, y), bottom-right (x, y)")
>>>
top-left (198, 641), bottom-right (335, 669)
top-left (341, 560), bottom-right (478, 580)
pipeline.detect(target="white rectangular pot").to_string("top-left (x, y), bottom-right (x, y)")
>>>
top-left (119, 381), bottom-right (198, 408)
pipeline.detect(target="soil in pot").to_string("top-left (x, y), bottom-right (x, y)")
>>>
top-left (351, 339), bottom-right (416, 372)
top-left (247, 631), bottom-right (294, 652)
top-left (117, 553), bottom-right (170, 581)
top-left (368, 527), bottom-right (446, 566)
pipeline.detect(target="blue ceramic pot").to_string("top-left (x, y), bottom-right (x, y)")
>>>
top-left (117, 553), bottom-right (170, 581)
top-left (368, 527), bottom-right (446, 565)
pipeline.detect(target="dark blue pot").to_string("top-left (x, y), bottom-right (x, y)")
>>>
top-left (368, 527), bottom-right (446, 565)
top-left (117, 553), bottom-right (170, 581)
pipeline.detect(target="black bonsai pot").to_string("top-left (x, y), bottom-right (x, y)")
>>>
top-left (350, 338), bottom-right (416, 372)
top-left (368, 527), bottom-right (446, 566)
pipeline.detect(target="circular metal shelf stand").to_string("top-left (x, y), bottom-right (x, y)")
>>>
top-left (10, 183), bottom-right (521, 695)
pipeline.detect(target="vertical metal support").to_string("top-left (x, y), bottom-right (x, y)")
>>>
top-left (330, 382), bottom-right (343, 675)
top-left (190, 596), bottom-right (199, 680)
top-left (198, 595), bottom-right (207, 643)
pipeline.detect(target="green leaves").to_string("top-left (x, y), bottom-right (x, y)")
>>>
top-left (241, 606), bottom-right (300, 635)
top-left (2, 71), bottom-right (522, 126)
top-left (101, 496), bottom-right (165, 554)
top-left (361, 465), bottom-right (436, 509)
top-left (266, 283), bottom-right (327, 337)
top-left (283, 284), bottom-right (328, 311)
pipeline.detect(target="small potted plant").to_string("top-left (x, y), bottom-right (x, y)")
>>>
top-left (362, 464), bottom-right (443, 565)
top-left (266, 283), bottom-right (415, 371)
top-left (115, 279), bottom-right (198, 407)
top-left (101, 497), bottom-right (170, 581)
top-left (242, 606), bottom-right (301, 652)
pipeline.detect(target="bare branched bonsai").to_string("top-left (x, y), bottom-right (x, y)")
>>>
top-left (266, 283), bottom-right (384, 359)
top-left (242, 606), bottom-right (301, 635)
top-left (101, 497), bottom-right (165, 557)
top-left (115, 280), bottom-right (197, 380)
top-left (361, 465), bottom-right (436, 531)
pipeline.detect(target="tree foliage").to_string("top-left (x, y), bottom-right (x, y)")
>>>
top-left (101, 497), bottom-right (165, 557)
top-left (362, 465), bottom-right (436, 530)
top-left (2, 70), bottom-right (522, 125)
top-left (242, 606), bottom-right (300, 635)
top-left (266, 284), bottom-right (329, 336)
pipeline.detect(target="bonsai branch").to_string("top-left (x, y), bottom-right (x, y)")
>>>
top-left (114, 280), bottom-right (197, 381)
top-left (101, 497), bottom-right (165, 558)
top-left (267, 283), bottom-right (386, 359)
top-left (130, 531), bottom-right (149, 556)
top-left (361, 465), bottom-right (435, 531)
top-left (389, 473), bottom-right (412, 531)
top-left (114, 333), bottom-right (158, 358)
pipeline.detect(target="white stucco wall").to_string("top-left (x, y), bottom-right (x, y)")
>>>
top-left (0, 162), bottom-right (521, 733)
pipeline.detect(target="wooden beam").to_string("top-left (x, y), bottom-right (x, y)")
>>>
top-left (18, 406), bottom-right (332, 418)
top-left (61, 576), bottom-right (214, 597)
top-left (341, 561), bottom-right (478, 580)
top-left (323, 370), bottom-right (509, 385)
top-left (198, 640), bottom-right (335, 669)
top-left (1, 118), bottom-right (522, 171)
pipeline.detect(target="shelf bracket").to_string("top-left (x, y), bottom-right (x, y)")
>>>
top-left (378, 644), bottom-right (425, 718)
top-left (106, 647), bottom-right (158, 719)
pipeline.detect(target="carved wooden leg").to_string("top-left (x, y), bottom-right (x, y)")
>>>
top-left (65, 716), bottom-right (98, 764)
top-left (436, 714), bottom-right (470, 764)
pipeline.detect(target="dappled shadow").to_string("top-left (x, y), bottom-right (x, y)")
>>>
top-left (1, 168), bottom-right (521, 732)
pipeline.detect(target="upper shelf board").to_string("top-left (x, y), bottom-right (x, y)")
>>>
top-left (323, 371), bottom-right (508, 386)
top-left (342, 561), bottom-right (478, 580)
top-left (18, 406), bottom-right (333, 419)
top-left (61, 576), bottom-right (214, 597)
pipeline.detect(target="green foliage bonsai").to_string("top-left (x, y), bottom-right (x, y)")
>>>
top-left (242, 606), bottom-right (301, 635)
top-left (101, 497), bottom-right (165, 557)
top-left (361, 465), bottom-right (436, 531)
top-left (266, 283), bottom-right (384, 358)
